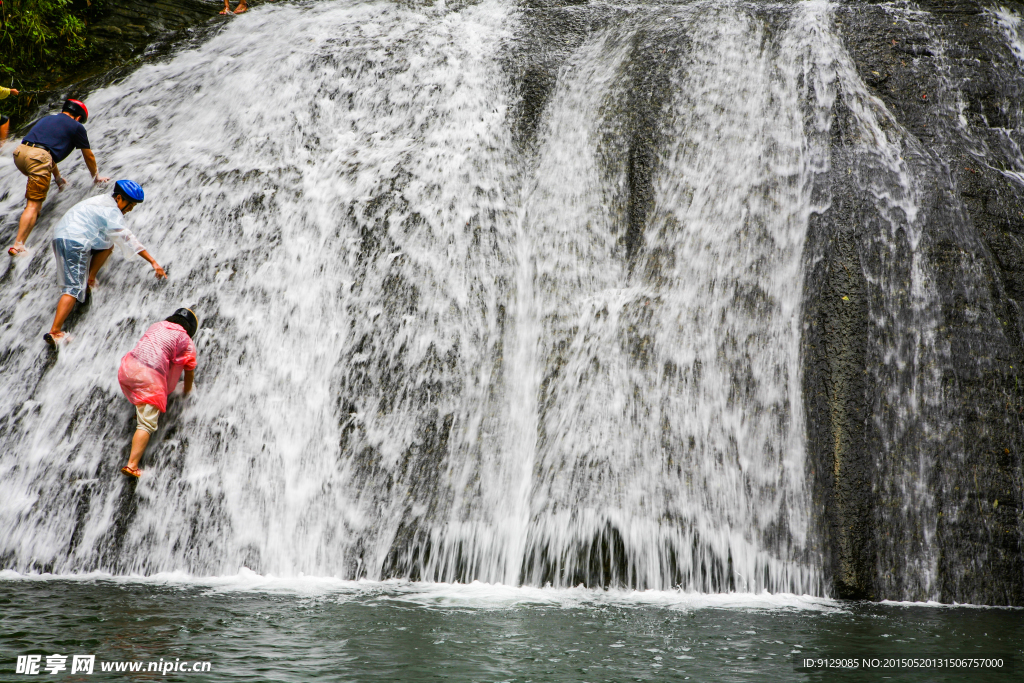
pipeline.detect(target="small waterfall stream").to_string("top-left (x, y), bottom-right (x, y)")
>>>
top-left (1, 0), bottom-right (1022, 603)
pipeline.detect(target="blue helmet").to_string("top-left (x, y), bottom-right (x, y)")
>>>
top-left (114, 180), bottom-right (144, 203)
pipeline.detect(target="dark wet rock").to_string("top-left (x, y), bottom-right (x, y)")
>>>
top-left (503, 2), bottom-right (621, 147)
top-left (810, 0), bottom-right (1024, 605)
top-left (87, 0), bottom-right (223, 61)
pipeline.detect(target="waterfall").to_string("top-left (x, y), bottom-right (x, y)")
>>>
top-left (0, 0), bottom-right (521, 578)
top-left (1, 0), bottom-right (1022, 602)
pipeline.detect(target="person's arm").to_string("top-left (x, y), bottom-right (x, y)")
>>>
top-left (0, 87), bottom-right (16, 99)
top-left (52, 164), bottom-right (67, 191)
top-left (80, 149), bottom-right (110, 183)
top-left (110, 216), bottom-right (165, 278)
top-left (107, 211), bottom-right (166, 278)
top-left (137, 249), bottom-right (167, 279)
top-left (183, 369), bottom-right (194, 395)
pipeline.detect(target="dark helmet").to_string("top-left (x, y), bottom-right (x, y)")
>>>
top-left (113, 180), bottom-right (145, 203)
top-left (62, 98), bottom-right (89, 124)
top-left (166, 308), bottom-right (198, 338)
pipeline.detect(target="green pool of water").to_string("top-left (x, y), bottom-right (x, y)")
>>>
top-left (1, 575), bottom-right (1020, 681)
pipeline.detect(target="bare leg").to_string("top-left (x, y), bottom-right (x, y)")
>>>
top-left (127, 430), bottom-right (151, 469)
top-left (12, 198), bottom-right (43, 251)
top-left (0, 119), bottom-right (9, 144)
top-left (49, 294), bottom-right (77, 336)
top-left (234, 0), bottom-right (248, 13)
top-left (88, 248), bottom-right (113, 287)
top-left (220, 0), bottom-right (231, 13)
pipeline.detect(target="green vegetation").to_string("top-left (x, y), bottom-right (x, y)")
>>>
top-left (1, 0), bottom-right (94, 78)
top-left (0, 0), bottom-right (98, 124)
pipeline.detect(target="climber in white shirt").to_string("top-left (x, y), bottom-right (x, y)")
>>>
top-left (44, 180), bottom-right (166, 347)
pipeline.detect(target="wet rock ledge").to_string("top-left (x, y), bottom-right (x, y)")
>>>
top-left (87, 0), bottom-right (223, 61)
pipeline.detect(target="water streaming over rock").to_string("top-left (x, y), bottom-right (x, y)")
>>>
top-left (1, 0), bottom-right (1022, 603)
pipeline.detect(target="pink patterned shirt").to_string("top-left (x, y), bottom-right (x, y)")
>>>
top-left (118, 321), bottom-right (197, 412)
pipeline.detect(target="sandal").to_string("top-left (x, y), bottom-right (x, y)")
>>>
top-left (8, 245), bottom-right (25, 256)
top-left (43, 332), bottom-right (65, 347)
top-left (120, 466), bottom-right (142, 478)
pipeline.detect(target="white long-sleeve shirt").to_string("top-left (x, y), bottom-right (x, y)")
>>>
top-left (52, 194), bottom-right (145, 256)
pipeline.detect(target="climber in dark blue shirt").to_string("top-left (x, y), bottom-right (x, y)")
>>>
top-left (24, 114), bottom-right (91, 164)
top-left (8, 98), bottom-right (110, 256)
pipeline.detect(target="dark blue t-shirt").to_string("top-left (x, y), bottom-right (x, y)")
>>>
top-left (24, 114), bottom-right (90, 163)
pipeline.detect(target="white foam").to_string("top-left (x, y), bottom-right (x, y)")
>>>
top-left (0, 569), bottom-right (842, 610)
top-left (993, 6), bottom-right (1024, 66)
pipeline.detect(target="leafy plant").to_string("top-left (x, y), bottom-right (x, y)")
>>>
top-left (0, 0), bottom-right (91, 84)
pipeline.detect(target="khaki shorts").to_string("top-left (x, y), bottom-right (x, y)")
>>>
top-left (136, 404), bottom-right (160, 434)
top-left (13, 144), bottom-right (53, 201)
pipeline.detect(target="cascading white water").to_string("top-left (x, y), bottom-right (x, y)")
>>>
top-left (995, 5), bottom-right (1024, 66)
top-left (992, 5), bottom-right (1024, 187)
top-left (501, 3), bottom-right (835, 592)
top-left (3, 0), bottom-right (998, 596)
top-left (0, 0), bottom-right (520, 577)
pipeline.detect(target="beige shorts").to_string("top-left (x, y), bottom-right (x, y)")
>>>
top-left (13, 144), bottom-right (53, 202)
top-left (136, 404), bottom-right (160, 434)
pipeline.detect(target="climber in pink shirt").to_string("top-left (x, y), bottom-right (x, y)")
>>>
top-left (118, 308), bottom-right (198, 478)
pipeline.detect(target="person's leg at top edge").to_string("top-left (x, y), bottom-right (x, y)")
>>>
top-left (233, 0), bottom-right (248, 13)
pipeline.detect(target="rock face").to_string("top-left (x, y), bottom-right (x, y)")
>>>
top-left (803, 0), bottom-right (1024, 605)
top-left (505, 0), bottom-right (1024, 604)
top-left (86, 0), bottom-right (223, 61)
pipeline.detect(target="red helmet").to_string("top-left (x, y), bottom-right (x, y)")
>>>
top-left (62, 98), bottom-right (89, 124)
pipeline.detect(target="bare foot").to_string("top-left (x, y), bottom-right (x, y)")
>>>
top-left (233, 1), bottom-right (248, 13)
top-left (219, 8), bottom-right (230, 14)
top-left (121, 465), bottom-right (142, 478)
